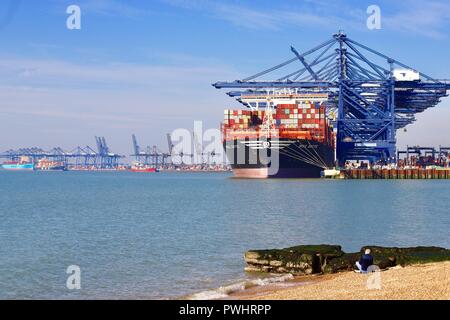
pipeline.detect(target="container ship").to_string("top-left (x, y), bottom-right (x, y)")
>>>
top-left (222, 93), bottom-right (335, 178)
top-left (1, 156), bottom-right (34, 171)
top-left (35, 158), bottom-right (67, 171)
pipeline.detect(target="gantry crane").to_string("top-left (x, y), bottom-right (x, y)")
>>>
top-left (213, 31), bottom-right (450, 166)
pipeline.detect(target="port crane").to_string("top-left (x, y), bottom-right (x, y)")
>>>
top-left (213, 32), bottom-right (450, 166)
top-left (95, 136), bottom-right (123, 168)
top-left (67, 146), bottom-right (98, 167)
top-left (166, 132), bottom-right (194, 166)
top-left (148, 145), bottom-right (170, 168)
top-left (0, 137), bottom-right (124, 169)
top-left (131, 134), bottom-right (153, 164)
top-left (193, 132), bottom-right (215, 168)
top-left (131, 134), bottom-right (171, 167)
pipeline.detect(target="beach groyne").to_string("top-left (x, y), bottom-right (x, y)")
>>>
top-left (244, 245), bottom-right (450, 275)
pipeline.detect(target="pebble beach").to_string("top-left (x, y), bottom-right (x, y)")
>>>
top-left (234, 262), bottom-right (450, 300)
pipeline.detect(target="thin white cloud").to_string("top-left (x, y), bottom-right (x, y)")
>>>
top-left (60, 0), bottom-right (147, 17)
top-left (0, 56), bottom-right (238, 90)
top-left (0, 56), bottom-right (235, 152)
top-left (212, 3), bottom-right (281, 30)
top-left (161, 0), bottom-right (364, 31)
top-left (383, 1), bottom-right (450, 39)
top-left (162, 0), bottom-right (450, 39)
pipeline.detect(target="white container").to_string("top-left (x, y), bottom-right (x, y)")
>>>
top-left (393, 69), bottom-right (420, 81)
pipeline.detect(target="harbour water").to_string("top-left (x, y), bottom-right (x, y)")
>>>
top-left (0, 171), bottom-right (448, 299)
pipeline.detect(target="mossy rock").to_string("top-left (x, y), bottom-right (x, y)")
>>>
top-left (323, 253), bottom-right (359, 273)
top-left (245, 244), bottom-right (343, 264)
top-left (323, 251), bottom-right (398, 274)
top-left (284, 244), bottom-right (344, 256)
top-left (246, 244), bottom-right (343, 260)
top-left (372, 254), bottom-right (397, 269)
top-left (361, 246), bottom-right (450, 266)
top-left (245, 244), bottom-right (344, 274)
top-left (245, 244), bottom-right (449, 275)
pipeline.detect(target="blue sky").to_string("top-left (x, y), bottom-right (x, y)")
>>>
top-left (0, 0), bottom-right (449, 154)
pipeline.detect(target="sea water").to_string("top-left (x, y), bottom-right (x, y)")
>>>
top-left (0, 171), bottom-right (448, 299)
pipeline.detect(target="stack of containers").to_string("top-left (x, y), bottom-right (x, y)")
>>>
top-left (223, 109), bottom-right (270, 129)
top-left (223, 105), bottom-right (332, 145)
top-left (275, 103), bottom-right (297, 129)
top-left (223, 109), bottom-right (251, 129)
top-left (275, 102), bottom-right (329, 143)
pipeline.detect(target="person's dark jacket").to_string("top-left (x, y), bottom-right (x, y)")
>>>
top-left (359, 254), bottom-right (374, 271)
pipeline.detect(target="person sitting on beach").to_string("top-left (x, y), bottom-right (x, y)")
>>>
top-left (355, 249), bottom-right (374, 273)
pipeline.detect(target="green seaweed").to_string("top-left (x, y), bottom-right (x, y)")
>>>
top-left (249, 244), bottom-right (343, 262)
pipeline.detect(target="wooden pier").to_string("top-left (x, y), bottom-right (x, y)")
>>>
top-left (341, 168), bottom-right (450, 179)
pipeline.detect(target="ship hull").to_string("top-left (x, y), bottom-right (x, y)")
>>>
top-left (130, 168), bottom-right (158, 172)
top-left (2, 163), bottom-right (34, 171)
top-left (37, 166), bottom-right (67, 171)
top-left (224, 138), bottom-right (334, 179)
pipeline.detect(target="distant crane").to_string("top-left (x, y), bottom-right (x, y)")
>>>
top-left (167, 132), bottom-right (193, 166)
top-left (193, 132), bottom-right (205, 166)
top-left (166, 133), bottom-right (174, 156)
top-left (95, 136), bottom-right (122, 168)
top-left (132, 134), bottom-right (141, 162)
top-left (193, 132), bottom-right (219, 168)
top-left (0, 136), bottom-right (124, 169)
top-left (131, 134), bottom-right (171, 168)
top-left (131, 134), bottom-right (150, 164)
top-left (68, 146), bottom-right (98, 167)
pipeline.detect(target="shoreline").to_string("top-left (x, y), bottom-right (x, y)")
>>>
top-left (226, 261), bottom-right (449, 300)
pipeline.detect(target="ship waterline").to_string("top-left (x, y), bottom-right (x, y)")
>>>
top-left (224, 138), bottom-right (335, 178)
top-left (1, 163), bottom-right (34, 171)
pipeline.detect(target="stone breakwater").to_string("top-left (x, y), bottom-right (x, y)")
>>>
top-left (244, 245), bottom-right (450, 274)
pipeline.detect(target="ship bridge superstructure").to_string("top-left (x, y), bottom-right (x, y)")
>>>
top-left (213, 32), bottom-right (450, 165)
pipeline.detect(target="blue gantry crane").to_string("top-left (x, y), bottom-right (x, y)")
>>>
top-left (0, 137), bottom-right (124, 169)
top-left (131, 134), bottom-right (171, 167)
top-left (95, 136), bottom-right (123, 168)
top-left (213, 31), bottom-right (450, 166)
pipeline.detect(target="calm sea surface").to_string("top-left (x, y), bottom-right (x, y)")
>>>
top-left (0, 171), bottom-right (448, 299)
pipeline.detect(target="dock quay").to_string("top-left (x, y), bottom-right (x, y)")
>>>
top-left (340, 168), bottom-right (450, 179)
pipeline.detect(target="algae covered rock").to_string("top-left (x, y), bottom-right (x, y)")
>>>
top-left (244, 244), bottom-right (344, 274)
top-left (245, 244), bottom-right (450, 275)
top-left (322, 253), bottom-right (360, 274)
top-left (322, 252), bottom-right (396, 274)
top-left (360, 246), bottom-right (450, 266)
